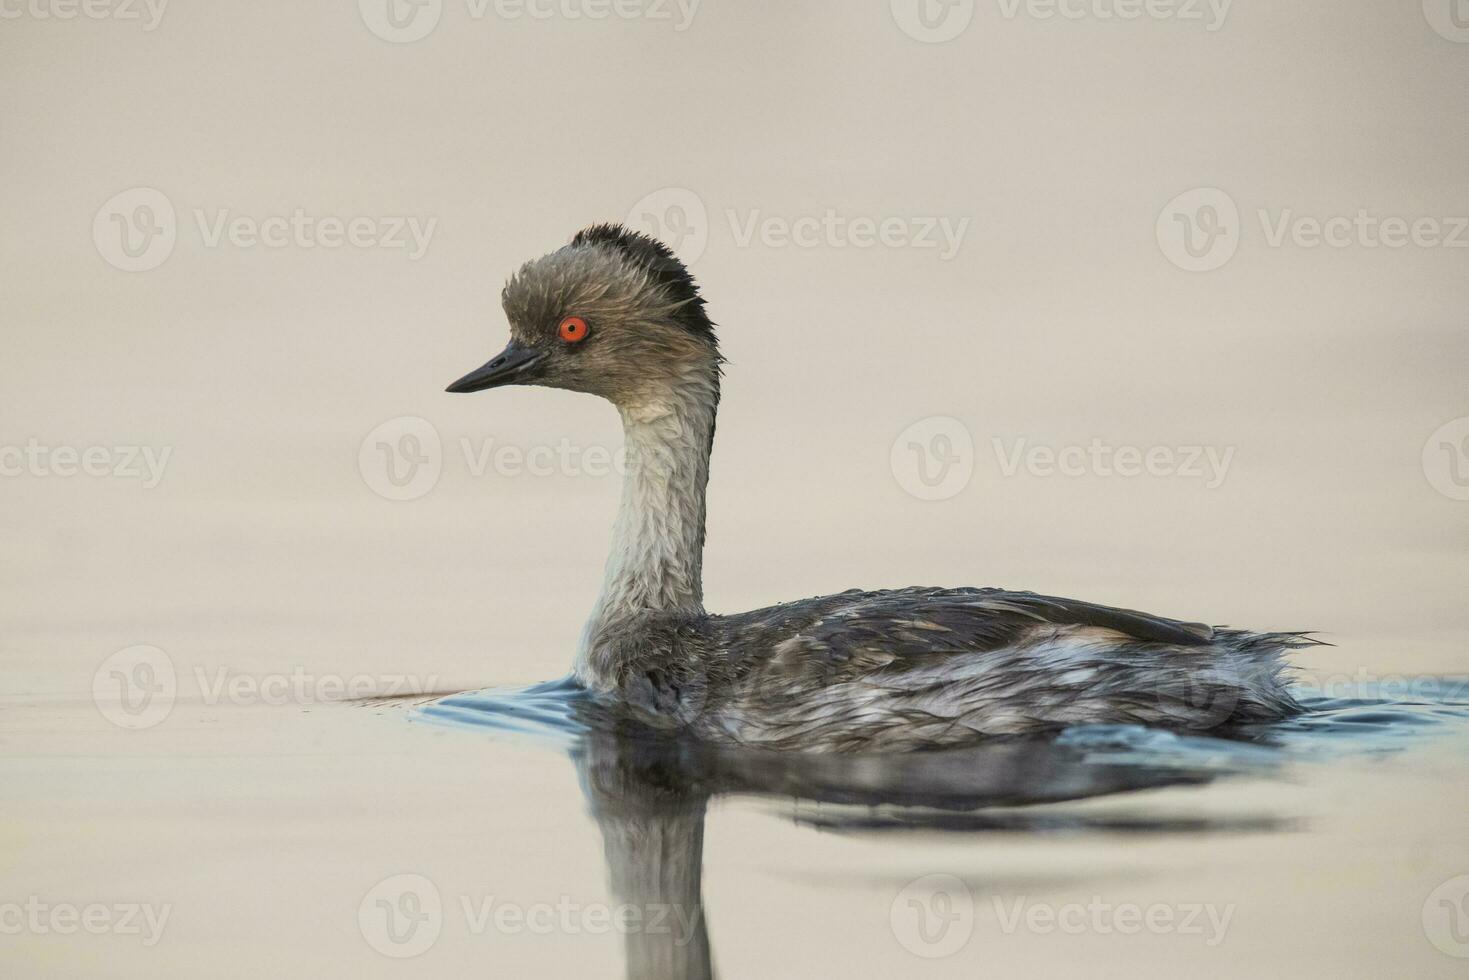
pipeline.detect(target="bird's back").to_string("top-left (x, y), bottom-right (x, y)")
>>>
top-left (678, 587), bottom-right (1311, 751)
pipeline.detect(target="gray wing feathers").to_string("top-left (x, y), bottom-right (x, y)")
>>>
top-left (729, 587), bottom-right (1217, 678)
top-left (689, 588), bottom-right (1318, 749)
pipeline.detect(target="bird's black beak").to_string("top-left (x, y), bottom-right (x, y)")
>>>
top-left (445, 341), bottom-right (545, 393)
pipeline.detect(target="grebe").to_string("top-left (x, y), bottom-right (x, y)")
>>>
top-left (447, 225), bottom-right (1311, 752)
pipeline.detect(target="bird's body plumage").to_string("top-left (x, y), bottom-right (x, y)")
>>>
top-left (582, 587), bottom-right (1308, 752)
top-left (447, 225), bottom-right (1313, 753)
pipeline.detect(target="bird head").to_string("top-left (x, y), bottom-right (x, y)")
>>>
top-left (447, 224), bottom-right (719, 407)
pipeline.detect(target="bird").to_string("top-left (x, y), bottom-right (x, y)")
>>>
top-left (446, 224), bottom-right (1313, 753)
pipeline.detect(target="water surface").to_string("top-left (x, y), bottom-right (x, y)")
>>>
top-left (404, 676), bottom-right (1469, 977)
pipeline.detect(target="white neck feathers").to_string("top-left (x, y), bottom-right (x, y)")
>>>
top-left (577, 370), bottom-right (717, 682)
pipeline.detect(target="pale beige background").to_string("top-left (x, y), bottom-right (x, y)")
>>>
top-left (3, 2), bottom-right (1468, 977)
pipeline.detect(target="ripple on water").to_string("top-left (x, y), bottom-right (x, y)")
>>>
top-left (413, 676), bottom-right (1469, 833)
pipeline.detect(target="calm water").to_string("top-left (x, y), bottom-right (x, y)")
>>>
top-left (404, 677), bottom-right (1469, 977)
top-left (6, 662), bottom-right (1469, 977)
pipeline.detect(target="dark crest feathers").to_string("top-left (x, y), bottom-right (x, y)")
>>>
top-left (571, 223), bottom-right (717, 345)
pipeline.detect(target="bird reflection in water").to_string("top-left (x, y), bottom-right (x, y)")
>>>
top-left (421, 678), bottom-right (1291, 980)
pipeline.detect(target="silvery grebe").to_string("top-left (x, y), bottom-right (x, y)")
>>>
top-left (447, 224), bottom-right (1311, 752)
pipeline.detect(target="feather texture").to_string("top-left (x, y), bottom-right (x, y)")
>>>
top-left (588, 588), bottom-right (1313, 752)
top-left (492, 226), bottom-right (1316, 753)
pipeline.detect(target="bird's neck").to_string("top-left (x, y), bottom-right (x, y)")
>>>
top-left (577, 371), bottom-right (718, 684)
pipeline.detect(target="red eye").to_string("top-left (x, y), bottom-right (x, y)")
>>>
top-left (558, 316), bottom-right (589, 343)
